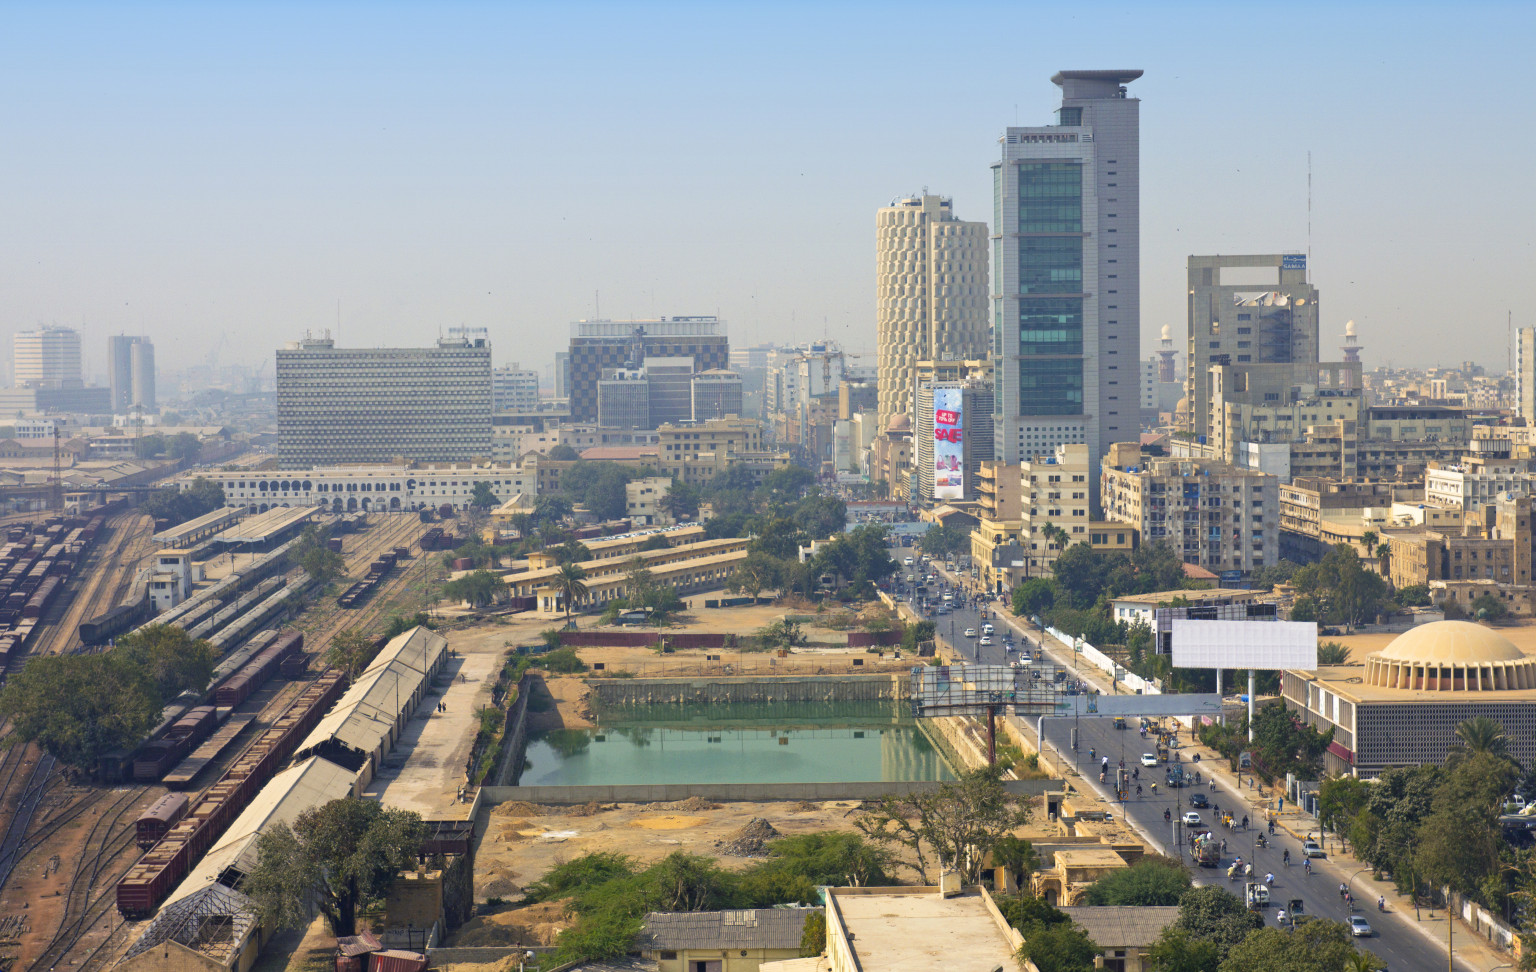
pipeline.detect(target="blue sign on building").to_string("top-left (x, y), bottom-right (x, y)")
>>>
top-left (1281, 254), bottom-right (1307, 270)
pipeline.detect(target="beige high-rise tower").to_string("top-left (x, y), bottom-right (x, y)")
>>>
top-left (875, 195), bottom-right (989, 430)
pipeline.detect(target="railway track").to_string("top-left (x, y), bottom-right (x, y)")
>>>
top-left (25, 787), bottom-right (145, 972)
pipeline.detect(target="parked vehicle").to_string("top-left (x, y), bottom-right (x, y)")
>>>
top-left (1303, 839), bottom-right (1325, 858)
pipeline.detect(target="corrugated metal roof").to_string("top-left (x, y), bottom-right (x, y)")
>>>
top-left (1059, 906), bottom-right (1180, 948)
top-left (163, 757), bottom-right (358, 906)
top-left (639, 908), bottom-right (812, 950)
top-left (293, 628), bottom-right (445, 762)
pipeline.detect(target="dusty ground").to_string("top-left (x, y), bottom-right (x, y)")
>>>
top-left (1326, 617), bottom-right (1536, 658)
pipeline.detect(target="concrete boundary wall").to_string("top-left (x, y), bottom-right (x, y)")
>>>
top-left (585, 674), bottom-right (909, 705)
top-left (481, 779), bottom-right (1055, 805)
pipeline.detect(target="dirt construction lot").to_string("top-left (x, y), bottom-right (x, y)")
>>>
top-left (460, 798), bottom-right (888, 947)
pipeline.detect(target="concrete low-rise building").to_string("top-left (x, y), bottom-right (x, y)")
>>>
top-left (640, 909), bottom-right (813, 972)
top-left (825, 886), bottom-right (1023, 972)
top-left (625, 476), bottom-right (676, 526)
top-left (1283, 620), bottom-right (1536, 777)
top-left (1110, 587), bottom-right (1272, 626)
top-left (183, 462), bottom-right (537, 512)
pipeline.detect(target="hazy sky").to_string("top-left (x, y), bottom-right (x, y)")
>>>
top-left (3, 1), bottom-right (1533, 382)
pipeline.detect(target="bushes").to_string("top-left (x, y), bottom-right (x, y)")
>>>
top-left (536, 646), bottom-right (587, 673)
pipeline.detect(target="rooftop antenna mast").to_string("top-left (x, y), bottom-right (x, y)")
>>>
top-left (1307, 150), bottom-right (1312, 275)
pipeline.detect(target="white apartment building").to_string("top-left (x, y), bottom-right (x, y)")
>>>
top-left (1425, 451), bottom-right (1530, 509)
top-left (1101, 443), bottom-right (1279, 576)
top-left (874, 195), bottom-right (989, 430)
top-left (492, 364), bottom-right (541, 412)
top-left (184, 462), bottom-right (537, 512)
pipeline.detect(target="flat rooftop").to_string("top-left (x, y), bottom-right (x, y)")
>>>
top-left (153, 506), bottom-right (244, 545)
top-left (1294, 663), bottom-right (1536, 704)
top-left (830, 888), bottom-right (1019, 971)
top-left (1112, 587), bottom-right (1268, 606)
top-left (362, 638), bottom-right (499, 821)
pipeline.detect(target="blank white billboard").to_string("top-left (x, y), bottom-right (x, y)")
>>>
top-left (1170, 619), bottom-right (1318, 671)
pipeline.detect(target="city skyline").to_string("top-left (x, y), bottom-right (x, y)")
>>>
top-left (2, 2), bottom-right (1533, 377)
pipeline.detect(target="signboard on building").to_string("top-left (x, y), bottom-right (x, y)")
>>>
top-left (933, 388), bottom-right (964, 500)
top-left (1281, 254), bottom-right (1307, 270)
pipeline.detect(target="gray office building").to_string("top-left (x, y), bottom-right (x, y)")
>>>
top-left (108, 335), bottom-right (157, 411)
top-left (992, 69), bottom-right (1142, 510)
top-left (275, 334), bottom-right (492, 467)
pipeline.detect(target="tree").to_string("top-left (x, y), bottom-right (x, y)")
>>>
top-left (919, 523), bottom-right (969, 561)
top-left (141, 476), bottom-right (225, 526)
top-left (994, 896), bottom-right (1099, 972)
top-left (166, 432), bottom-right (202, 461)
top-left (0, 653), bottom-right (161, 769)
top-left (1084, 855), bottom-right (1192, 906)
top-left (1396, 584), bottom-right (1431, 607)
top-left (1449, 715), bottom-right (1515, 766)
top-left (245, 798), bottom-right (426, 936)
top-left (798, 911), bottom-right (826, 957)
top-left (326, 629), bottom-right (377, 678)
top-left (555, 562), bottom-right (589, 625)
top-left (726, 551), bottom-right (783, 600)
top-left (856, 765), bottom-right (1030, 884)
top-left (756, 618), bottom-right (805, 650)
top-left (1216, 919), bottom-right (1362, 972)
top-left (292, 523), bottom-right (344, 584)
top-left (1316, 775), bottom-right (1372, 840)
top-left (553, 540), bottom-right (593, 565)
top-left (659, 480), bottom-right (701, 520)
top-left (1145, 927), bottom-right (1222, 972)
top-left (1013, 577), bottom-right (1058, 617)
top-left (757, 465), bottom-right (814, 503)
top-left (532, 494), bottom-right (574, 525)
top-left (637, 534), bottom-right (671, 551)
top-left (115, 624), bottom-right (217, 701)
top-left (990, 835), bottom-right (1039, 888)
top-left (443, 569), bottom-right (509, 609)
top-left (1169, 886), bottom-right (1262, 963)
top-left (469, 481), bottom-right (499, 508)
top-left (1472, 591), bottom-right (1509, 621)
top-left (1289, 595), bottom-right (1318, 623)
top-left (133, 433), bottom-right (166, 459)
top-left (546, 443), bottom-right (580, 461)
top-left (1316, 641), bottom-right (1351, 665)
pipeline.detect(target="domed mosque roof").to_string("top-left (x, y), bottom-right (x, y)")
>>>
top-left (1364, 620), bottom-right (1536, 692)
top-left (1374, 620), bottom-right (1524, 664)
top-left (887, 412), bottom-right (911, 433)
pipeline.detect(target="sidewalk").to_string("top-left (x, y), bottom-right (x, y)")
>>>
top-left (981, 596), bottom-right (1514, 972)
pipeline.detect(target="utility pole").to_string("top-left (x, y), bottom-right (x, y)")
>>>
top-left (49, 425), bottom-right (62, 512)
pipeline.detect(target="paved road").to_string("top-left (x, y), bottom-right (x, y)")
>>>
top-left (893, 548), bottom-right (1465, 972)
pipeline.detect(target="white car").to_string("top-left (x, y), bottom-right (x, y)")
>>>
top-left (1182, 811), bottom-right (1202, 827)
top-left (1349, 916), bottom-right (1372, 937)
top-left (979, 636), bottom-right (993, 646)
top-left (1140, 753), bottom-right (1159, 767)
top-left (964, 627), bottom-right (977, 638)
top-left (1303, 839), bottom-right (1325, 858)
top-left (904, 557), bottom-right (914, 566)
top-left (981, 623), bottom-right (995, 635)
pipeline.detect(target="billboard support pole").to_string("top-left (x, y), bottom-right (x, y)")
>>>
top-left (987, 707), bottom-right (997, 766)
top-left (1247, 669), bottom-right (1256, 742)
top-left (1215, 667), bottom-right (1224, 725)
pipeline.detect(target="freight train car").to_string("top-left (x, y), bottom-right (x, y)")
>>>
top-left (136, 794), bottom-right (189, 849)
top-left (116, 669), bottom-right (348, 917)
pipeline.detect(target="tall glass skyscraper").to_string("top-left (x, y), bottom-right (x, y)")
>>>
top-left (992, 70), bottom-right (1142, 509)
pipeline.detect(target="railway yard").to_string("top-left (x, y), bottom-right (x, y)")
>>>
top-left (0, 504), bottom-right (447, 972)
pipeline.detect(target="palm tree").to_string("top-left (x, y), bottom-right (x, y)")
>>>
top-left (1376, 542), bottom-right (1391, 579)
top-left (1344, 951), bottom-right (1382, 972)
top-left (1451, 716), bottom-right (1513, 764)
top-left (555, 562), bottom-right (589, 628)
top-left (1361, 530), bottom-right (1378, 552)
